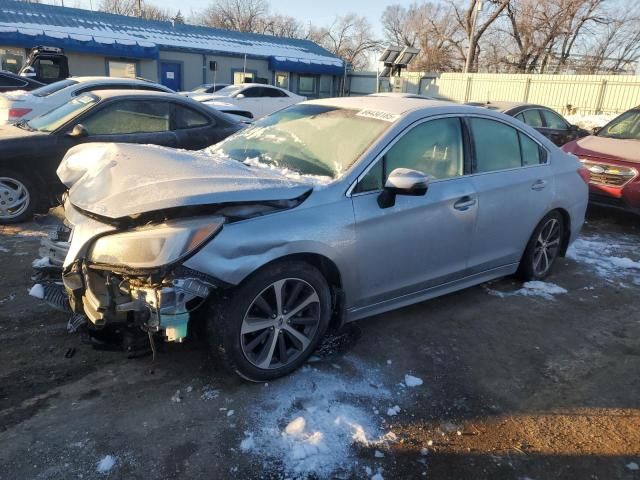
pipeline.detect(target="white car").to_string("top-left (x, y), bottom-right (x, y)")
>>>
top-left (0, 76), bottom-right (173, 124)
top-left (193, 83), bottom-right (305, 119)
top-left (202, 100), bottom-right (254, 123)
top-left (180, 83), bottom-right (230, 98)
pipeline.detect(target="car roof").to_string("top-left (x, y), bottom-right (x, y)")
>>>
top-left (369, 92), bottom-right (437, 100)
top-left (305, 96), bottom-right (458, 115)
top-left (467, 101), bottom-right (548, 113)
top-left (69, 76), bottom-right (162, 85)
top-left (86, 89), bottom-right (179, 99)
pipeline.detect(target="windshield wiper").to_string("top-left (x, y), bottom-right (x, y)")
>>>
top-left (14, 119), bottom-right (34, 131)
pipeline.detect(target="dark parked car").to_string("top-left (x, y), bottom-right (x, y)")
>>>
top-left (562, 106), bottom-right (640, 214)
top-left (0, 70), bottom-right (44, 93)
top-left (0, 90), bottom-right (242, 223)
top-left (468, 101), bottom-right (589, 146)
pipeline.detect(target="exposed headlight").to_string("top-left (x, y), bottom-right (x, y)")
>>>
top-left (88, 217), bottom-right (224, 269)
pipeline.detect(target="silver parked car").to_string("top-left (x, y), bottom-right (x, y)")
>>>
top-left (58, 97), bottom-right (589, 381)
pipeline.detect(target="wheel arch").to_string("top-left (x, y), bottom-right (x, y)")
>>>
top-left (553, 207), bottom-right (572, 257)
top-left (232, 252), bottom-right (346, 329)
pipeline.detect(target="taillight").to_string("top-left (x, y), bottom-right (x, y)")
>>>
top-left (577, 166), bottom-right (590, 184)
top-left (8, 107), bottom-right (32, 119)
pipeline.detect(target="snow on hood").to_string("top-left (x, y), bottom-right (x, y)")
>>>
top-left (58, 143), bottom-right (313, 219)
top-left (572, 135), bottom-right (640, 164)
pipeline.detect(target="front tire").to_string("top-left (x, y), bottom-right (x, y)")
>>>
top-left (207, 261), bottom-right (332, 381)
top-left (0, 170), bottom-right (38, 224)
top-left (517, 211), bottom-right (565, 281)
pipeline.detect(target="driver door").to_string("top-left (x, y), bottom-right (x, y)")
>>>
top-left (350, 117), bottom-right (477, 310)
top-left (235, 87), bottom-right (264, 118)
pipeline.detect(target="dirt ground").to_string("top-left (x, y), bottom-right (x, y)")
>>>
top-left (0, 206), bottom-right (639, 480)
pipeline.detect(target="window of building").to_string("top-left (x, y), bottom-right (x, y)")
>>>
top-left (233, 71), bottom-right (255, 84)
top-left (298, 75), bottom-right (317, 96)
top-left (275, 72), bottom-right (289, 90)
top-left (108, 60), bottom-right (137, 79)
top-left (0, 48), bottom-right (25, 74)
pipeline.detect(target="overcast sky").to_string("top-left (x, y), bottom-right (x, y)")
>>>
top-left (57, 0), bottom-right (390, 36)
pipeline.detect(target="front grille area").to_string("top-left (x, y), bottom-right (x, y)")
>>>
top-left (580, 160), bottom-right (637, 187)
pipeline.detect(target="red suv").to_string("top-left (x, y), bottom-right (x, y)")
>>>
top-left (562, 107), bottom-right (640, 214)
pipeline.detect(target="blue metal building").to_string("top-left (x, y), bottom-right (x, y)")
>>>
top-left (0, 0), bottom-right (345, 96)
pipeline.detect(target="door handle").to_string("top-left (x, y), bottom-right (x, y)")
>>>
top-left (531, 179), bottom-right (547, 191)
top-left (453, 196), bottom-right (477, 211)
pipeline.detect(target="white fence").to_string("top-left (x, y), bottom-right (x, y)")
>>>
top-left (347, 72), bottom-right (640, 115)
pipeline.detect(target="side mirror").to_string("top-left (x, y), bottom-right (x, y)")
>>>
top-left (235, 93), bottom-right (245, 99)
top-left (591, 126), bottom-right (600, 135)
top-left (67, 124), bottom-right (88, 138)
top-left (377, 168), bottom-right (430, 209)
top-left (568, 124), bottom-right (578, 132)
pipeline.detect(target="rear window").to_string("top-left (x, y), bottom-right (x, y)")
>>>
top-left (31, 79), bottom-right (78, 97)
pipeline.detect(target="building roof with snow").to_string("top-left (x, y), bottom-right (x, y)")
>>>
top-left (0, 0), bottom-right (344, 75)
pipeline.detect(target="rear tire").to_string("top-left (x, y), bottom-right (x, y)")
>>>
top-left (207, 261), bottom-right (331, 381)
top-left (517, 211), bottom-right (565, 281)
top-left (0, 170), bottom-right (38, 224)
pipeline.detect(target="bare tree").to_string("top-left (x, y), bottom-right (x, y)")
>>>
top-left (452, 0), bottom-right (511, 72)
top-left (99, 0), bottom-right (172, 21)
top-left (310, 14), bottom-right (380, 70)
top-left (198, 0), bottom-right (269, 32)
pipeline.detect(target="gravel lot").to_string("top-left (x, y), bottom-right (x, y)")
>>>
top-left (0, 206), bottom-right (639, 480)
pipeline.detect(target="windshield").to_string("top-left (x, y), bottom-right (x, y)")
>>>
top-left (211, 104), bottom-right (394, 178)
top-left (31, 79), bottom-right (78, 97)
top-left (598, 110), bottom-right (640, 140)
top-left (27, 93), bottom-right (98, 132)
top-left (215, 85), bottom-right (244, 97)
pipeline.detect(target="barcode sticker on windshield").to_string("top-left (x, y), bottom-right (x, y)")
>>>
top-left (356, 109), bottom-right (401, 122)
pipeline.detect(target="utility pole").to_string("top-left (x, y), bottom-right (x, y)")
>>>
top-left (464, 0), bottom-right (482, 73)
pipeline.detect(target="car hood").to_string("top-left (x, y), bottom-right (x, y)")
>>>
top-left (565, 135), bottom-right (640, 164)
top-left (59, 143), bottom-right (314, 220)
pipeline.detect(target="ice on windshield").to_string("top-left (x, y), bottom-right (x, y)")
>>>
top-left (211, 104), bottom-right (393, 178)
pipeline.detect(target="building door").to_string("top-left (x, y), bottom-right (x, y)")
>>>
top-left (160, 62), bottom-right (182, 91)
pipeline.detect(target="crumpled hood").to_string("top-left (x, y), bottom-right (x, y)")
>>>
top-left (566, 135), bottom-right (640, 164)
top-left (59, 143), bottom-right (313, 220)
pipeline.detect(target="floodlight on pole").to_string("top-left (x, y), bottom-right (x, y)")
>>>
top-left (378, 45), bottom-right (420, 78)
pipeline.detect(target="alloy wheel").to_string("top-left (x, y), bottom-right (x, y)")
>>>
top-left (532, 218), bottom-right (561, 277)
top-left (0, 177), bottom-right (30, 220)
top-left (240, 278), bottom-right (321, 370)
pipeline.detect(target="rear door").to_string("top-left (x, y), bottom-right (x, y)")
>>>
top-left (72, 99), bottom-right (178, 147)
top-left (172, 103), bottom-right (222, 149)
top-left (351, 116), bottom-right (477, 308)
top-left (466, 116), bottom-right (553, 274)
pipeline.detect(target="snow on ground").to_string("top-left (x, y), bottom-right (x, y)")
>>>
top-left (239, 358), bottom-right (404, 478)
top-left (96, 455), bottom-right (116, 474)
top-left (404, 374), bottom-right (423, 387)
top-left (28, 283), bottom-right (45, 300)
top-left (31, 256), bottom-right (53, 268)
top-left (0, 245), bottom-right (9, 253)
top-left (486, 281), bottom-right (568, 300)
top-left (565, 113), bottom-right (616, 131)
top-left (567, 232), bottom-right (640, 285)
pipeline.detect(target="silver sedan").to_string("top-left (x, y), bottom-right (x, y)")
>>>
top-left (58, 97), bottom-right (589, 381)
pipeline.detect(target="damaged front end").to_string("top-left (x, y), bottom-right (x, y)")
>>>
top-left (60, 214), bottom-right (226, 343)
top-left (65, 263), bottom-right (213, 343)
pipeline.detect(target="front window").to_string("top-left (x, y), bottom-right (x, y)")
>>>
top-left (211, 104), bottom-right (393, 178)
top-left (598, 110), bottom-right (640, 140)
top-left (27, 94), bottom-right (98, 132)
top-left (31, 78), bottom-right (78, 97)
top-left (82, 100), bottom-right (170, 135)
